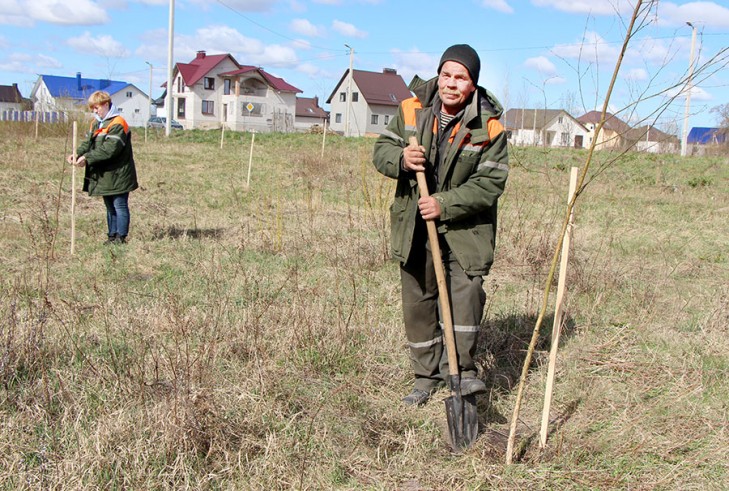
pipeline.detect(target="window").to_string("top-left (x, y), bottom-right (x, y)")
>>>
top-left (126, 91), bottom-right (132, 98)
top-left (335, 113), bottom-right (342, 123)
top-left (177, 77), bottom-right (183, 93)
top-left (339, 92), bottom-right (346, 102)
top-left (352, 92), bottom-right (359, 102)
top-left (558, 116), bottom-right (564, 124)
top-left (202, 100), bottom-right (215, 115)
top-left (384, 115), bottom-right (389, 125)
top-left (134, 109), bottom-right (140, 113)
top-left (177, 98), bottom-right (186, 118)
top-left (371, 114), bottom-right (379, 125)
top-left (224, 79), bottom-right (231, 95)
top-left (204, 77), bottom-right (215, 90)
top-left (561, 132), bottom-right (569, 145)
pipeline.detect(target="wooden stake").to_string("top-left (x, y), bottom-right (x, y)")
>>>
top-left (539, 166), bottom-right (578, 448)
top-left (220, 125), bottom-right (225, 149)
top-left (246, 131), bottom-right (255, 188)
top-left (321, 119), bottom-right (327, 159)
top-left (71, 121), bottom-right (77, 255)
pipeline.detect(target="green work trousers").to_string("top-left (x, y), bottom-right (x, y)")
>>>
top-left (400, 226), bottom-right (485, 392)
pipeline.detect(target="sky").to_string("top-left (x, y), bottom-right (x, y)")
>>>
top-left (1, 0), bottom-right (728, 132)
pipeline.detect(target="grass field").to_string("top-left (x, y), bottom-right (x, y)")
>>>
top-left (0, 121), bottom-right (727, 489)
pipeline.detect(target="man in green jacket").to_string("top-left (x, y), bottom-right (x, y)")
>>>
top-left (68, 90), bottom-right (138, 244)
top-left (373, 44), bottom-right (509, 406)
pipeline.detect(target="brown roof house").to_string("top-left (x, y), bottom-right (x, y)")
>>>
top-left (295, 96), bottom-right (328, 132)
top-left (326, 68), bottom-right (411, 137)
top-left (577, 111), bottom-right (633, 150)
top-left (503, 108), bottom-right (590, 148)
top-left (626, 125), bottom-right (679, 154)
top-left (166, 51), bottom-right (302, 132)
top-left (0, 83), bottom-right (26, 117)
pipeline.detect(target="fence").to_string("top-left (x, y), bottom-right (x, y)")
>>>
top-left (1, 110), bottom-right (68, 123)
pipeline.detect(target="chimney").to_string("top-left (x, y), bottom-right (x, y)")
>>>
top-left (77, 72), bottom-right (82, 91)
top-left (313, 96), bottom-right (318, 106)
top-left (383, 68), bottom-right (397, 75)
top-left (196, 50), bottom-right (206, 59)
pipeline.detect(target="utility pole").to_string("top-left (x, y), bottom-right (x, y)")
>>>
top-left (680, 22), bottom-right (697, 157)
top-left (165, 0), bottom-right (175, 137)
top-left (344, 44), bottom-right (353, 137)
top-left (145, 61), bottom-right (152, 143)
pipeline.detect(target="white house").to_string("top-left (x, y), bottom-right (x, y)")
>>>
top-left (30, 73), bottom-right (150, 127)
top-left (164, 51), bottom-right (302, 132)
top-left (326, 68), bottom-right (411, 137)
top-left (503, 108), bottom-right (591, 148)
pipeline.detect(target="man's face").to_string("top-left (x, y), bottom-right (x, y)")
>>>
top-left (438, 61), bottom-right (476, 115)
top-left (93, 102), bottom-right (110, 119)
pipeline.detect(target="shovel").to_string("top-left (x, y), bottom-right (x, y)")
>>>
top-left (409, 137), bottom-right (478, 451)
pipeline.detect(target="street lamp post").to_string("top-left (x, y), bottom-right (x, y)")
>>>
top-left (165, 0), bottom-right (175, 137)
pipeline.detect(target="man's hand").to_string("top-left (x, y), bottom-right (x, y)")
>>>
top-left (402, 143), bottom-right (426, 172)
top-left (418, 196), bottom-right (441, 220)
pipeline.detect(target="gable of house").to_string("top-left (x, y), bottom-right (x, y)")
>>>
top-left (326, 69), bottom-right (410, 106)
top-left (503, 108), bottom-right (565, 131)
top-left (578, 111), bottom-right (631, 135)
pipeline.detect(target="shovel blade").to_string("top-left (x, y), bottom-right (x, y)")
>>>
top-left (444, 393), bottom-right (478, 452)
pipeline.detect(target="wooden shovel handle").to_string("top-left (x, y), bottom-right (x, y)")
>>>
top-left (408, 136), bottom-right (460, 377)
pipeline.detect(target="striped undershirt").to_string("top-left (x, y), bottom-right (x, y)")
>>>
top-left (439, 111), bottom-right (455, 132)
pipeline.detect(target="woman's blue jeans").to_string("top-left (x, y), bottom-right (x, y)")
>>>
top-left (102, 193), bottom-right (130, 238)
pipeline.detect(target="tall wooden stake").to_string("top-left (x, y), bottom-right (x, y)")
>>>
top-left (220, 125), bottom-right (225, 149)
top-left (71, 121), bottom-right (77, 255)
top-left (246, 131), bottom-right (255, 188)
top-left (321, 119), bottom-right (327, 159)
top-left (539, 166), bottom-right (578, 448)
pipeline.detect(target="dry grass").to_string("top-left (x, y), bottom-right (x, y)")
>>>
top-left (1, 121), bottom-right (727, 489)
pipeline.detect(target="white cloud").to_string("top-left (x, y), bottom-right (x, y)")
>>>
top-left (37, 53), bottom-right (63, 68)
top-left (481, 0), bottom-right (514, 13)
top-left (313, 0), bottom-right (341, 4)
top-left (390, 48), bottom-right (439, 85)
top-left (658, 2), bottom-right (729, 28)
top-left (177, 25), bottom-right (300, 69)
top-left (531, 0), bottom-right (632, 15)
top-left (67, 32), bottom-right (130, 58)
top-left (28, 0), bottom-right (108, 25)
top-left (290, 18), bottom-right (323, 37)
top-left (332, 19), bottom-right (367, 39)
top-left (187, 0), bottom-right (275, 11)
top-left (524, 56), bottom-right (558, 75)
top-left (624, 67), bottom-right (648, 81)
top-left (667, 84), bottom-right (713, 101)
top-left (551, 31), bottom-right (619, 66)
top-left (0, 51), bottom-right (61, 73)
top-left (1, 0), bottom-right (108, 26)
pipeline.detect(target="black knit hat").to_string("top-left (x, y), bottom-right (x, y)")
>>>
top-left (438, 44), bottom-right (480, 85)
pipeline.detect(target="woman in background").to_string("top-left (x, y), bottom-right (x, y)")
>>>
top-left (68, 90), bottom-right (138, 244)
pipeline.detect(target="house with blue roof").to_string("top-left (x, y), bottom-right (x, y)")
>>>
top-left (30, 73), bottom-right (150, 127)
top-left (687, 127), bottom-right (726, 145)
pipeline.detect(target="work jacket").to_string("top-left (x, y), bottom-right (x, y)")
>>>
top-left (77, 106), bottom-right (139, 197)
top-left (372, 76), bottom-right (509, 276)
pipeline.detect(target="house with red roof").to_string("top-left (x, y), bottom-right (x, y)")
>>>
top-left (326, 68), bottom-right (411, 137)
top-left (295, 96), bottom-right (328, 132)
top-left (165, 51), bottom-right (302, 132)
top-left (503, 108), bottom-right (590, 148)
